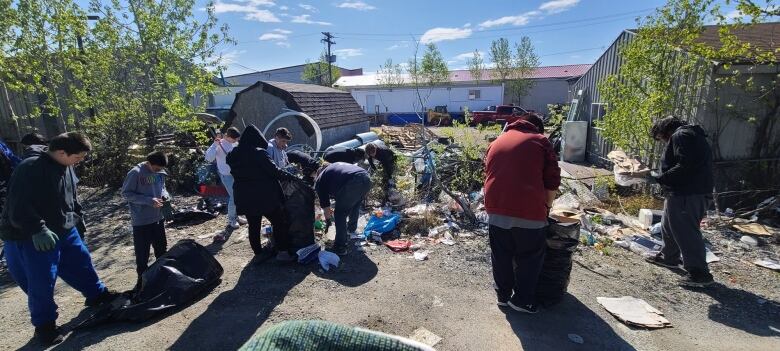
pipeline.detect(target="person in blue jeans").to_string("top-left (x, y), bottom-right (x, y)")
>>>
top-left (315, 162), bottom-right (372, 256)
top-left (205, 127), bottom-right (246, 235)
top-left (0, 132), bottom-right (115, 345)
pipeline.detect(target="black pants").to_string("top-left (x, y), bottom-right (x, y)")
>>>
top-left (661, 194), bottom-right (710, 275)
top-left (133, 220), bottom-right (167, 276)
top-left (489, 225), bottom-right (547, 306)
top-left (246, 206), bottom-right (290, 255)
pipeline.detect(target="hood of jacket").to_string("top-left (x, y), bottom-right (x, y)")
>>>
top-left (238, 125), bottom-right (269, 150)
top-left (676, 124), bottom-right (707, 138)
top-left (506, 119), bottom-right (540, 134)
top-left (23, 144), bottom-right (47, 159)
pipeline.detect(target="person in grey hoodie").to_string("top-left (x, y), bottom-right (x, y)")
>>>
top-left (121, 151), bottom-right (170, 290)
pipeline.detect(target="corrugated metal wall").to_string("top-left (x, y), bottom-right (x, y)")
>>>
top-left (0, 89), bottom-right (62, 150)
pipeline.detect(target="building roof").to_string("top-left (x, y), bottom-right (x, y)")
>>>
top-left (224, 64), bottom-right (362, 79)
top-left (697, 22), bottom-right (780, 61)
top-left (231, 81), bottom-right (366, 129)
top-left (334, 64), bottom-right (592, 88)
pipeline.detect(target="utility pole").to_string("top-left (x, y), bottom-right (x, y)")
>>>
top-left (321, 32), bottom-right (335, 85)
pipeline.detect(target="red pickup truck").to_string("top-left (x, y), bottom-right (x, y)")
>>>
top-left (470, 105), bottom-right (539, 126)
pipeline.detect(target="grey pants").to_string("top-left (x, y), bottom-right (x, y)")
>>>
top-left (661, 194), bottom-right (710, 275)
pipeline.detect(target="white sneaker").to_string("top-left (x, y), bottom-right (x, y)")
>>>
top-left (228, 221), bottom-right (240, 229)
top-left (237, 216), bottom-right (248, 225)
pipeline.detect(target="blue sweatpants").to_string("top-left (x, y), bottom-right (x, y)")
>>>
top-left (4, 227), bottom-right (106, 327)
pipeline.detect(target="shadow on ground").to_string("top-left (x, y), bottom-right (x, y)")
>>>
top-left (504, 294), bottom-right (637, 351)
top-left (691, 283), bottom-right (780, 337)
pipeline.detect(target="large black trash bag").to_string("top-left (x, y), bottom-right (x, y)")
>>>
top-left (535, 217), bottom-right (580, 307)
top-left (281, 178), bottom-right (315, 250)
top-left (76, 240), bottom-right (223, 329)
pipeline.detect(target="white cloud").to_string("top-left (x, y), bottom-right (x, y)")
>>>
top-left (259, 29), bottom-right (292, 47)
top-left (479, 11), bottom-right (539, 28)
top-left (479, 0), bottom-right (579, 29)
top-left (337, 1), bottom-right (376, 11)
top-left (464, 23), bottom-right (472, 28)
top-left (291, 14), bottom-right (332, 25)
top-left (299, 3), bottom-right (317, 12)
top-left (213, 1), bottom-right (281, 22)
top-left (238, 0), bottom-right (276, 6)
top-left (420, 27), bottom-right (472, 44)
top-left (724, 9), bottom-right (744, 21)
top-left (333, 48), bottom-right (364, 58)
top-left (220, 50), bottom-right (246, 64)
top-left (386, 41), bottom-right (410, 50)
top-left (539, 0), bottom-right (580, 14)
top-left (279, 5), bottom-right (288, 10)
top-left (452, 50), bottom-right (484, 62)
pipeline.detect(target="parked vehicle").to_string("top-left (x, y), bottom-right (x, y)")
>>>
top-left (470, 105), bottom-right (540, 126)
top-left (427, 105), bottom-right (452, 126)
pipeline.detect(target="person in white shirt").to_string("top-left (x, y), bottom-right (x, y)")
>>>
top-left (204, 127), bottom-right (246, 234)
top-left (266, 127), bottom-right (291, 168)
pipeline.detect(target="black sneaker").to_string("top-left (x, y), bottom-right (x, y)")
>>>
top-left (645, 254), bottom-right (681, 269)
top-left (85, 289), bottom-right (119, 307)
top-left (35, 322), bottom-right (64, 345)
top-left (333, 245), bottom-right (350, 256)
top-left (252, 247), bottom-right (275, 264)
top-left (680, 272), bottom-right (715, 288)
top-left (496, 291), bottom-right (510, 307)
top-left (508, 301), bottom-right (538, 314)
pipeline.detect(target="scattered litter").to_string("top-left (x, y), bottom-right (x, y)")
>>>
top-left (607, 150), bottom-right (651, 186)
top-left (318, 250), bottom-right (340, 272)
top-left (705, 247), bottom-right (720, 263)
top-left (568, 334), bottom-right (584, 344)
top-left (385, 239), bottom-right (412, 252)
top-left (409, 328), bottom-right (442, 347)
top-left (410, 243), bottom-right (423, 251)
top-left (350, 232), bottom-right (363, 239)
top-left (638, 209), bottom-right (663, 228)
top-left (753, 258), bottom-right (780, 271)
top-left (297, 243), bottom-right (321, 264)
top-left (597, 296), bottom-right (671, 328)
top-left (414, 250), bottom-right (430, 261)
top-left (649, 222), bottom-right (662, 236)
top-left (363, 213), bottom-right (402, 238)
top-left (733, 223), bottom-right (778, 237)
top-left (440, 231), bottom-right (456, 246)
top-left (740, 235), bottom-right (759, 247)
top-left (614, 235), bottom-right (663, 257)
top-left (432, 295), bottom-right (444, 307)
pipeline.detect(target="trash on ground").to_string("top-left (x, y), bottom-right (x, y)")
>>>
top-left (638, 209), bottom-right (663, 228)
top-left (568, 333), bottom-right (584, 344)
top-left (363, 213), bottom-right (402, 238)
top-left (296, 243), bottom-right (321, 264)
top-left (597, 296), bottom-right (672, 329)
top-left (740, 235), bottom-right (759, 247)
top-left (408, 327), bottom-right (442, 348)
top-left (414, 250), bottom-right (430, 261)
top-left (733, 223), bottom-right (778, 237)
top-left (753, 258), bottom-right (780, 271)
top-left (385, 239), bottom-right (412, 252)
top-left (705, 247), bottom-right (720, 263)
top-left (614, 235), bottom-right (663, 257)
top-left (318, 250), bottom-right (340, 271)
top-left (607, 150), bottom-right (651, 186)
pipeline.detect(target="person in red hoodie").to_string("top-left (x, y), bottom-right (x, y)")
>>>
top-left (484, 114), bottom-right (560, 314)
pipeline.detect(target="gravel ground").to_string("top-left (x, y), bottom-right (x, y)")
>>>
top-left (0, 188), bottom-right (778, 351)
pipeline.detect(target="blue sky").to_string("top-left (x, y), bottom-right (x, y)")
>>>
top-left (77, 0), bottom-right (755, 76)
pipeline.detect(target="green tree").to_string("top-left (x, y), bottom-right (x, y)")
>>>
top-left (466, 49), bottom-right (484, 84)
top-left (302, 54), bottom-right (341, 86)
top-left (489, 38), bottom-right (512, 82)
top-left (377, 58), bottom-right (405, 87)
top-left (420, 43), bottom-right (450, 86)
top-left (507, 36), bottom-right (539, 105)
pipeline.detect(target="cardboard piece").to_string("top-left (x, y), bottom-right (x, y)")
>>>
top-left (409, 328), bottom-right (442, 347)
top-left (597, 296), bottom-right (671, 328)
top-left (732, 223), bottom-right (778, 237)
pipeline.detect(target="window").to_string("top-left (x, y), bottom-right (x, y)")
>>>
top-left (468, 89), bottom-right (481, 100)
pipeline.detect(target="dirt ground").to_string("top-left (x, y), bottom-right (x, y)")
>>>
top-left (1, 188), bottom-right (779, 351)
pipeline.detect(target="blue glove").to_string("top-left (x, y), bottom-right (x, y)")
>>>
top-left (32, 228), bottom-right (58, 251)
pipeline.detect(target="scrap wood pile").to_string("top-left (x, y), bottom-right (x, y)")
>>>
top-left (378, 124), bottom-right (438, 149)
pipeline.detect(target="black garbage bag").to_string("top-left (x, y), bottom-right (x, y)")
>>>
top-left (281, 178), bottom-right (315, 250)
top-left (75, 240), bottom-right (223, 329)
top-left (536, 217), bottom-right (580, 307)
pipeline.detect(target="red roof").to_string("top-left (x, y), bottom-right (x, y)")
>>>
top-left (449, 64), bottom-right (592, 82)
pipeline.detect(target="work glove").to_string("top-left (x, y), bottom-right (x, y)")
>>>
top-left (32, 228), bottom-right (58, 252)
top-left (161, 198), bottom-right (175, 220)
top-left (647, 171), bottom-right (661, 184)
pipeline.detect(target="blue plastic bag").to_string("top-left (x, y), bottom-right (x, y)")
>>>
top-left (362, 213), bottom-right (401, 237)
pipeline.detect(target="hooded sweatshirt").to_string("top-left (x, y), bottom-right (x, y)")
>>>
top-left (0, 152), bottom-right (83, 240)
top-left (23, 144), bottom-right (47, 160)
top-left (484, 119), bottom-right (561, 223)
top-left (657, 124), bottom-right (714, 196)
top-left (121, 162), bottom-right (169, 226)
top-left (266, 139), bottom-right (289, 168)
top-left (323, 147), bottom-right (363, 164)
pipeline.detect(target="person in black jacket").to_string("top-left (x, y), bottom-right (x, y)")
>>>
top-left (646, 116), bottom-right (714, 288)
top-left (227, 125), bottom-right (297, 262)
top-left (0, 132), bottom-right (115, 345)
top-left (365, 142), bottom-right (396, 201)
top-left (21, 132), bottom-right (48, 160)
top-left (315, 162), bottom-right (372, 256)
top-left (323, 147), bottom-right (365, 164)
top-left (286, 149), bottom-right (321, 185)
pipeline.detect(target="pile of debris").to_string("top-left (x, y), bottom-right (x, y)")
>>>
top-left (379, 124), bottom-right (438, 149)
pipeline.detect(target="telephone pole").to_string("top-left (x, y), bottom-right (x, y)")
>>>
top-left (321, 32), bottom-right (335, 85)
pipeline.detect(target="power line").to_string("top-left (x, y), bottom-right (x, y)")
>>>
top-left (333, 7), bottom-right (656, 37)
